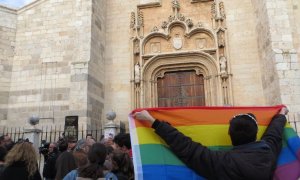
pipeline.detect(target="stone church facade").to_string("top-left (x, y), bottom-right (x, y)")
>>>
top-left (0, 0), bottom-right (299, 131)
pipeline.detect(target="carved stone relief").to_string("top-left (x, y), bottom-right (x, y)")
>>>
top-left (168, 15), bottom-right (175, 22)
top-left (211, 1), bottom-right (226, 29)
top-left (161, 21), bottom-right (168, 30)
top-left (217, 30), bottom-right (225, 47)
top-left (178, 13), bottom-right (185, 21)
top-left (151, 26), bottom-right (159, 32)
top-left (219, 55), bottom-right (227, 76)
top-left (134, 63), bottom-right (141, 84)
top-left (130, 12), bottom-right (135, 29)
top-left (195, 38), bottom-right (207, 49)
top-left (186, 18), bottom-right (194, 28)
top-left (131, 0), bottom-right (232, 107)
top-left (138, 9), bottom-right (144, 27)
top-left (211, 2), bottom-right (217, 19)
top-left (172, 34), bottom-right (183, 50)
top-left (133, 39), bottom-right (140, 55)
top-left (219, 2), bottom-right (226, 19)
top-left (172, 0), bottom-right (180, 9)
top-left (150, 42), bottom-right (161, 53)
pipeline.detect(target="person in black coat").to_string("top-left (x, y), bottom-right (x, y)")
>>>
top-left (134, 107), bottom-right (288, 180)
top-left (0, 146), bottom-right (7, 176)
top-left (0, 141), bottom-right (42, 180)
top-left (42, 142), bottom-right (59, 180)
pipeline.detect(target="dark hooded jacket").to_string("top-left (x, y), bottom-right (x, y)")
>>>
top-left (0, 161), bottom-right (42, 180)
top-left (152, 114), bottom-right (286, 180)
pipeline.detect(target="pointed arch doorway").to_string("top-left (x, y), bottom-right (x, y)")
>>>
top-left (157, 70), bottom-right (205, 107)
top-left (140, 52), bottom-right (225, 107)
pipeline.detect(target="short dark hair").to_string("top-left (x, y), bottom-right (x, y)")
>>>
top-left (58, 138), bottom-right (68, 152)
top-left (229, 113), bottom-right (258, 146)
top-left (113, 133), bottom-right (131, 149)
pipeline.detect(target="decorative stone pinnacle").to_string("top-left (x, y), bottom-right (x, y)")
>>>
top-left (172, 0), bottom-right (180, 9)
top-left (172, 0), bottom-right (180, 18)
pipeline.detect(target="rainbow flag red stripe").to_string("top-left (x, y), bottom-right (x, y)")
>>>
top-left (129, 105), bottom-right (300, 180)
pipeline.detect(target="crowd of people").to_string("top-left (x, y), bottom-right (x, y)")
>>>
top-left (0, 107), bottom-right (289, 180)
top-left (0, 133), bottom-right (134, 180)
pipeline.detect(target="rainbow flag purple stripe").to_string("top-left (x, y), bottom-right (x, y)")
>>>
top-left (129, 106), bottom-right (300, 180)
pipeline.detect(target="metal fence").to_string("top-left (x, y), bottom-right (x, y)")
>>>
top-left (1, 125), bottom-right (103, 173)
top-left (1, 119), bottom-right (299, 173)
top-left (1, 125), bottom-right (103, 145)
top-left (1, 120), bottom-right (299, 144)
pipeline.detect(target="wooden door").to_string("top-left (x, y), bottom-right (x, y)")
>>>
top-left (157, 70), bottom-right (205, 107)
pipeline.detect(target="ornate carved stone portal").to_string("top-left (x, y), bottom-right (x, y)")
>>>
top-left (131, 0), bottom-right (232, 108)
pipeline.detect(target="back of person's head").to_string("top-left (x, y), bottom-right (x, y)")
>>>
top-left (88, 143), bottom-right (107, 165)
top-left (112, 149), bottom-right (134, 179)
top-left (78, 143), bottom-right (107, 178)
top-left (55, 151), bottom-right (77, 179)
top-left (113, 133), bottom-right (131, 150)
top-left (0, 146), bottom-right (7, 162)
top-left (58, 138), bottom-right (68, 152)
top-left (229, 113), bottom-right (258, 146)
top-left (5, 142), bottom-right (37, 177)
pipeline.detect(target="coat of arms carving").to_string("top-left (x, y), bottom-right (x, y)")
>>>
top-left (172, 34), bottom-right (183, 50)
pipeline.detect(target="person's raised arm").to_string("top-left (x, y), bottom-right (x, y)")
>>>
top-left (261, 107), bottom-right (288, 156)
top-left (133, 110), bottom-right (220, 178)
top-left (133, 110), bottom-right (155, 124)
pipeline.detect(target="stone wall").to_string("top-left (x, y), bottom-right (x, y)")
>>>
top-left (223, 0), bottom-right (265, 106)
top-left (87, 0), bottom-right (106, 130)
top-left (288, 0), bottom-right (300, 123)
top-left (252, 0), bottom-right (300, 125)
top-left (104, 0), bottom-right (138, 126)
top-left (291, 0), bottom-right (300, 60)
top-left (0, 6), bottom-right (16, 125)
top-left (251, 0), bottom-right (282, 105)
top-left (6, 0), bottom-right (92, 128)
top-left (0, 0), bottom-right (299, 132)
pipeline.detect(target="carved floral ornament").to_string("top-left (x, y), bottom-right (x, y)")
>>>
top-left (141, 22), bottom-right (217, 55)
top-left (151, 13), bottom-right (196, 34)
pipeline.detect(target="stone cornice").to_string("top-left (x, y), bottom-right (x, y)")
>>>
top-left (0, 5), bottom-right (17, 14)
top-left (17, 0), bottom-right (46, 14)
top-left (137, 2), bottom-right (161, 9)
top-left (191, 0), bottom-right (213, 3)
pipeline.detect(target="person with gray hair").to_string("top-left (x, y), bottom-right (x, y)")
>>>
top-left (43, 142), bottom-right (59, 180)
top-left (74, 139), bottom-right (86, 151)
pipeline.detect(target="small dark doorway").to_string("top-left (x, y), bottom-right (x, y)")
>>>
top-left (64, 116), bottom-right (78, 139)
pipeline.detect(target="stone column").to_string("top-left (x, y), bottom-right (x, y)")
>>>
top-left (103, 121), bottom-right (119, 138)
top-left (23, 128), bottom-right (42, 151)
top-left (103, 111), bottom-right (119, 138)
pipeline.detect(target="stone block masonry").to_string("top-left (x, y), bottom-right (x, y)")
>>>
top-left (0, 5), bottom-right (16, 124)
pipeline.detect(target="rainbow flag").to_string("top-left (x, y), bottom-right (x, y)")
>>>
top-left (129, 106), bottom-right (300, 180)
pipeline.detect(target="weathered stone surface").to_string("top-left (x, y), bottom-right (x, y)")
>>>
top-left (0, 5), bottom-right (16, 122)
top-left (0, 0), bottom-right (299, 134)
